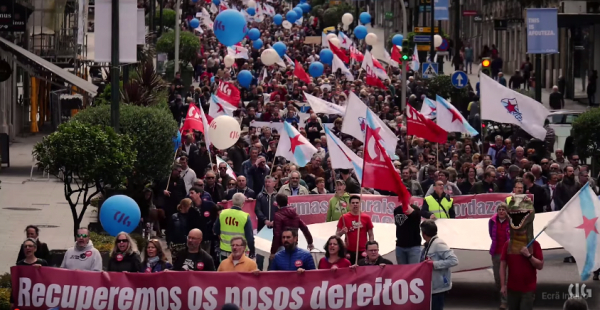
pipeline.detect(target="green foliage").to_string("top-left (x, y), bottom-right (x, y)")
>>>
top-left (0, 288), bottom-right (9, 310)
top-left (572, 108), bottom-right (600, 160)
top-left (153, 9), bottom-right (177, 29)
top-left (425, 75), bottom-right (469, 100)
top-left (320, 3), bottom-right (354, 28)
top-left (157, 30), bottom-right (200, 67)
top-left (0, 273), bottom-right (10, 289)
top-left (72, 104), bottom-right (178, 191)
top-left (33, 121), bottom-right (137, 238)
top-left (96, 81), bottom-right (124, 106)
top-left (121, 62), bottom-right (168, 107)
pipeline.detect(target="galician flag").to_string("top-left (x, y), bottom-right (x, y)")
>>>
top-left (324, 126), bottom-right (363, 185)
top-left (436, 95), bottom-right (478, 136)
top-left (275, 121), bottom-right (317, 167)
top-left (545, 183), bottom-right (600, 281)
top-left (216, 156), bottom-right (237, 179)
top-left (421, 97), bottom-right (437, 119)
top-left (410, 44), bottom-right (420, 72)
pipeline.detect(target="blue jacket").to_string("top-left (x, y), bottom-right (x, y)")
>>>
top-left (141, 261), bottom-right (173, 273)
top-left (268, 247), bottom-right (316, 271)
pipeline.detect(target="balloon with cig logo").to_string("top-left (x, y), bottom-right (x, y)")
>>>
top-left (213, 9), bottom-right (248, 47)
top-left (100, 195), bottom-right (141, 236)
top-left (224, 55), bottom-right (235, 68)
top-left (209, 115), bottom-right (242, 150)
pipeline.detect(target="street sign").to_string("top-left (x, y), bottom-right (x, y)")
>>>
top-left (463, 10), bottom-right (477, 16)
top-left (413, 35), bottom-right (431, 43)
top-left (494, 19), bottom-right (508, 31)
top-left (422, 63), bottom-right (438, 79)
top-left (451, 71), bottom-right (468, 89)
top-left (473, 15), bottom-right (483, 22)
top-left (417, 45), bottom-right (431, 51)
top-left (419, 5), bottom-right (431, 12)
top-left (438, 38), bottom-right (449, 51)
top-left (413, 27), bottom-right (439, 33)
top-left (385, 12), bottom-right (393, 20)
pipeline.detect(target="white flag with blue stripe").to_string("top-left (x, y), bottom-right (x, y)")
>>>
top-left (324, 126), bottom-right (363, 185)
top-left (545, 183), bottom-right (600, 281)
top-left (436, 95), bottom-right (478, 136)
top-left (421, 97), bottom-right (437, 119)
top-left (275, 121), bottom-right (317, 167)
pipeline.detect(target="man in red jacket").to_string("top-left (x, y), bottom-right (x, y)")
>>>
top-left (269, 193), bottom-right (314, 259)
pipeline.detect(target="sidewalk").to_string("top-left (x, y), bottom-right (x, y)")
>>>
top-left (439, 61), bottom-right (587, 112)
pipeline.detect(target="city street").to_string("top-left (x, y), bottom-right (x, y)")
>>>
top-left (1, 136), bottom-right (598, 309)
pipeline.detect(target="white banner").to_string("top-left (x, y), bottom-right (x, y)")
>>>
top-left (94, 0), bottom-right (138, 63)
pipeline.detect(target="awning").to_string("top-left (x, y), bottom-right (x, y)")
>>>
top-left (0, 37), bottom-right (98, 97)
top-left (558, 13), bottom-right (600, 28)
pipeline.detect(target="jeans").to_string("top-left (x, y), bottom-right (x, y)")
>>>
top-left (431, 292), bottom-right (446, 310)
top-left (588, 93), bottom-right (596, 106)
top-left (395, 246), bottom-right (422, 264)
top-left (507, 290), bottom-right (534, 310)
top-left (257, 254), bottom-right (265, 270)
top-left (465, 60), bottom-right (473, 73)
top-left (492, 254), bottom-right (507, 305)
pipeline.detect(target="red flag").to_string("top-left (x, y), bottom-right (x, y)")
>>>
top-left (350, 45), bottom-right (364, 62)
top-left (180, 104), bottom-right (205, 135)
top-left (406, 104), bottom-right (448, 144)
top-left (328, 41), bottom-right (349, 63)
top-left (216, 81), bottom-right (241, 107)
top-left (362, 121), bottom-right (411, 212)
top-left (293, 60), bottom-right (311, 84)
top-left (391, 46), bottom-right (402, 64)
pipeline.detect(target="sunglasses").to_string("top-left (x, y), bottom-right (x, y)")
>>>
top-left (116, 239), bottom-right (129, 244)
top-left (219, 167), bottom-right (227, 170)
top-left (205, 176), bottom-right (215, 179)
top-left (76, 234), bottom-right (89, 238)
top-left (228, 183), bottom-right (236, 186)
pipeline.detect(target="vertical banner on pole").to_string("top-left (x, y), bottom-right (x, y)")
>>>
top-left (434, 0), bottom-right (449, 21)
top-left (137, 8), bottom-right (145, 45)
top-left (526, 8), bottom-right (558, 54)
top-left (77, 0), bottom-right (88, 44)
top-left (94, 0), bottom-right (138, 62)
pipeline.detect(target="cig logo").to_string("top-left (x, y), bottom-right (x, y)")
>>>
top-left (568, 283), bottom-right (592, 298)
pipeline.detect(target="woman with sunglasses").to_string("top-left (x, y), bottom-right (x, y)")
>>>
top-left (318, 236), bottom-right (351, 270)
top-left (107, 232), bottom-right (143, 272)
top-left (141, 239), bottom-right (172, 272)
top-left (17, 238), bottom-right (48, 267)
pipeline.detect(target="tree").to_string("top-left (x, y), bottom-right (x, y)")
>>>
top-left (425, 75), bottom-right (471, 112)
top-left (121, 62), bottom-right (168, 107)
top-left (572, 109), bottom-right (600, 161)
top-left (72, 104), bottom-right (179, 192)
top-left (157, 30), bottom-right (201, 67)
top-left (33, 121), bottom-right (136, 239)
top-left (152, 9), bottom-right (177, 30)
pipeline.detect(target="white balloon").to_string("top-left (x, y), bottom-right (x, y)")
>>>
top-left (261, 48), bottom-right (279, 66)
top-left (282, 20), bottom-right (293, 29)
top-left (433, 34), bottom-right (443, 48)
top-left (329, 37), bottom-right (340, 48)
top-left (365, 33), bottom-right (378, 46)
top-left (247, 0), bottom-right (256, 8)
top-left (208, 116), bottom-right (242, 150)
top-left (326, 33), bottom-right (337, 41)
top-left (343, 24), bottom-right (349, 31)
top-left (341, 13), bottom-right (353, 26)
top-left (224, 55), bottom-right (235, 68)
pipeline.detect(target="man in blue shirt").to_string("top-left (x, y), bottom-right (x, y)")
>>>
top-left (268, 228), bottom-right (315, 272)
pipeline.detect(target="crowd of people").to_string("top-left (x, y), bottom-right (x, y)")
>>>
top-left (11, 0), bottom-right (597, 310)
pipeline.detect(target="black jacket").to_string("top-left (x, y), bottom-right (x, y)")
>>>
top-left (526, 183), bottom-right (550, 213)
top-left (394, 207), bottom-right (422, 248)
top-left (226, 187), bottom-right (256, 200)
top-left (205, 183), bottom-right (225, 203)
top-left (16, 240), bottom-right (50, 263)
top-left (107, 252), bottom-right (143, 272)
top-left (172, 249), bottom-right (216, 271)
top-left (167, 208), bottom-right (203, 244)
top-left (255, 189), bottom-right (278, 231)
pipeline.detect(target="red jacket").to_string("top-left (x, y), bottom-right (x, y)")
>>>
top-left (270, 206), bottom-right (313, 254)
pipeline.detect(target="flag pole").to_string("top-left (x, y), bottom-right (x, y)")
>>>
top-left (436, 143), bottom-right (439, 168)
top-left (355, 190), bottom-right (363, 266)
top-left (165, 149), bottom-right (179, 191)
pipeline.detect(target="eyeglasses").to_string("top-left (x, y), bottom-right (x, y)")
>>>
top-left (367, 249), bottom-right (379, 252)
top-left (195, 183), bottom-right (204, 187)
top-left (76, 234), bottom-right (89, 238)
top-left (116, 239), bottom-right (129, 244)
top-left (219, 167), bottom-right (227, 170)
top-left (23, 244), bottom-right (35, 248)
top-left (205, 176), bottom-right (215, 179)
top-left (228, 183), bottom-right (236, 186)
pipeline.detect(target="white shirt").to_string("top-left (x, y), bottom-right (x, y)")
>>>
top-left (180, 167), bottom-right (197, 193)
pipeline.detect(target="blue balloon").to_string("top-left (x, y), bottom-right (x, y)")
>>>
top-left (293, 7), bottom-right (303, 18)
top-left (247, 7), bottom-right (256, 16)
top-left (192, 0), bottom-right (198, 3)
top-left (214, 9), bottom-right (248, 47)
top-left (300, 3), bottom-right (311, 13)
top-left (319, 49), bottom-right (333, 65)
top-left (213, 0), bottom-right (220, 5)
top-left (300, 0), bottom-right (307, 3)
top-left (308, 62), bottom-right (324, 78)
top-left (189, 18), bottom-right (200, 29)
top-left (286, 11), bottom-right (297, 23)
top-left (359, 12), bottom-right (371, 24)
top-left (248, 28), bottom-right (261, 40)
top-left (272, 41), bottom-right (287, 57)
top-left (253, 39), bottom-right (263, 49)
top-left (100, 195), bottom-right (141, 236)
top-left (354, 25), bottom-right (367, 40)
top-left (237, 70), bottom-right (253, 88)
top-left (273, 14), bottom-right (283, 25)
top-left (392, 34), bottom-right (404, 46)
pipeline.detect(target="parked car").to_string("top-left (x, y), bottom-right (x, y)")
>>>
top-left (546, 110), bottom-right (582, 157)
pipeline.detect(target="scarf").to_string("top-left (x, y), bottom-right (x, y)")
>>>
top-left (147, 256), bottom-right (160, 269)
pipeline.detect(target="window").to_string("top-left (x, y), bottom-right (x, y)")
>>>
top-left (564, 114), bottom-right (579, 124)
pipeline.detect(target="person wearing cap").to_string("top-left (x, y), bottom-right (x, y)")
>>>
top-left (489, 202), bottom-right (510, 309)
top-left (340, 169), bottom-right (361, 194)
top-left (327, 180), bottom-right (350, 222)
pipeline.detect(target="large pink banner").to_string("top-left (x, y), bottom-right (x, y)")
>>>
top-left (220, 193), bottom-right (525, 230)
top-left (11, 263), bottom-right (433, 310)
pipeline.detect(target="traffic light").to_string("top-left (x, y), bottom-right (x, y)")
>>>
top-left (401, 39), bottom-right (412, 61)
top-left (481, 57), bottom-right (491, 76)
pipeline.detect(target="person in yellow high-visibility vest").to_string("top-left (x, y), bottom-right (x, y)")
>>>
top-left (213, 193), bottom-right (255, 267)
top-left (421, 181), bottom-right (456, 219)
